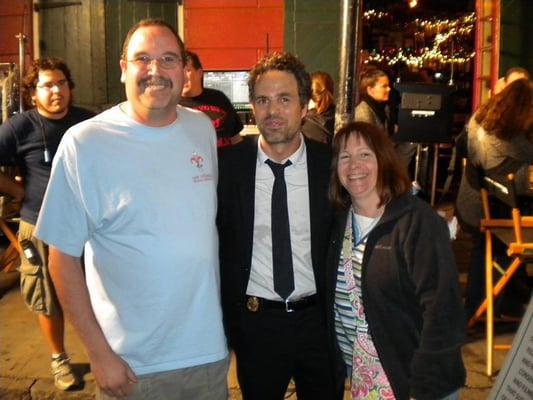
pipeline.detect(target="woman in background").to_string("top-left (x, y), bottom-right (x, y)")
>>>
top-left (456, 78), bottom-right (533, 319)
top-left (354, 68), bottom-right (391, 134)
top-left (355, 68), bottom-right (417, 170)
top-left (302, 71), bottom-right (336, 144)
top-left (326, 121), bottom-right (465, 400)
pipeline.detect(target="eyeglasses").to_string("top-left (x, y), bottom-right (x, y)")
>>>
top-left (36, 80), bottom-right (69, 91)
top-left (127, 55), bottom-right (182, 70)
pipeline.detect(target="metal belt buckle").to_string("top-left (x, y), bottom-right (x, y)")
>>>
top-left (246, 296), bottom-right (259, 312)
top-left (285, 300), bottom-right (294, 313)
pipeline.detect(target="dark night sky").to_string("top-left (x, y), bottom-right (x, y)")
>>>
top-left (364, 0), bottom-right (474, 17)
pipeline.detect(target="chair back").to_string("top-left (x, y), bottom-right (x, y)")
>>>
top-left (471, 170), bottom-right (532, 376)
top-left (481, 173), bottom-right (519, 209)
top-left (480, 172), bottom-right (533, 249)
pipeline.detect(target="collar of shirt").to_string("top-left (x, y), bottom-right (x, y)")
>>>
top-left (248, 132), bottom-right (315, 301)
top-left (256, 132), bottom-right (306, 168)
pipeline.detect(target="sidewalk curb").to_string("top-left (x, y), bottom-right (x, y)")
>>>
top-left (0, 377), bottom-right (95, 400)
top-left (0, 377), bottom-right (33, 400)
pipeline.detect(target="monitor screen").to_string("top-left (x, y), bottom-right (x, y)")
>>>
top-left (394, 83), bottom-right (455, 143)
top-left (203, 70), bottom-right (251, 109)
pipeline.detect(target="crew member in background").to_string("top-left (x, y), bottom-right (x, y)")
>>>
top-left (180, 50), bottom-right (243, 147)
top-left (301, 71), bottom-right (336, 145)
top-left (0, 57), bottom-right (95, 391)
top-left (492, 66), bottom-right (530, 96)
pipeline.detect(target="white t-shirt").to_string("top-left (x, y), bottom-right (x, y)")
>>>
top-left (35, 104), bottom-right (227, 375)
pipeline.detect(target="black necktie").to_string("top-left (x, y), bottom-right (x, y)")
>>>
top-left (265, 159), bottom-right (294, 300)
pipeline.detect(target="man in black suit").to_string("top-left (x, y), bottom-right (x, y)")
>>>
top-left (217, 52), bottom-right (342, 400)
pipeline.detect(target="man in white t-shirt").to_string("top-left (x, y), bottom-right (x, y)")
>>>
top-left (35, 19), bottom-right (228, 400)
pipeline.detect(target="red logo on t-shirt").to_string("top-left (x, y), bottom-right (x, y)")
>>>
top-left (190, 152), bottom-right (204, 168)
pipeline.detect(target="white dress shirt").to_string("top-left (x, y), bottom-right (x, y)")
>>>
top-left (247, 134), bottom-right (316, 301)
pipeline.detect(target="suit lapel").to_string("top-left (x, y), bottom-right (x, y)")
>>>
top-left (306, 139), bottom-right (322, 280)
top-left (239, 137), bottom-right (259, 266)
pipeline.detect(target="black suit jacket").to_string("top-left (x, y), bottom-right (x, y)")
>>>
top-left (217, 135), bottom-right (333, 346)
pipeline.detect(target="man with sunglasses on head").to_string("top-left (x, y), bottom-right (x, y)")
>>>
top-left (34, 19), bottom-right (228, 399)
top-left (0, 57), bottom-right (94, 391)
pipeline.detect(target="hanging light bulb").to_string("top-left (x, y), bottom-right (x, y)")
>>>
top-left (408, 0), bottom-right (418, 8)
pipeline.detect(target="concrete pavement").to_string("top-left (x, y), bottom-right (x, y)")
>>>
top-left (0, 266), bottom-right (521, 400)
top-left (1, 270), bottom-right (94, 399)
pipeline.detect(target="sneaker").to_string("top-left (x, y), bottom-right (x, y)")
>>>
top-left (51, 353), bottom-right (77, 390)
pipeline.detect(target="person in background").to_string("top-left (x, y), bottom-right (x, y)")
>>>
top-left (354, 67), bottom-right (415, 170)
top-left (456, 79), bottom-right (533, 319)
top-left (504, 66), bottom-right (530, 85)
top-left (0, 57), bottom-right (94, 391)
top-left (180, 50), bottom-right (243, 147)
top-left (34, 19), bottom-right (228, 399)
top-left (326, 121), bottom-right (466, 400)
top-left (492, 66), bottom-right (530, 96)
top-left (354, 68), bottom-right (391, 134)
top-left (217, 52), bottom-right (343, 399)
top-left (301, 71), bottom-right (336, 144)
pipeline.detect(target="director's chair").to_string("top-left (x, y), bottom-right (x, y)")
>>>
top-left (467, 173), bottom-right (533, 376)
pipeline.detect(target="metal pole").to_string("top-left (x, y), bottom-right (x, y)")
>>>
top-left (16, 33), bottom-right (26, 113)
top-left (335, 0), bottom-right (363, 132)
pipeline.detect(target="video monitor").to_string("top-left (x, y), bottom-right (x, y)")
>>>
top-left (203, 70), bottom-right (251, 111)
top-left (395, 83), bottom-right (455, 143)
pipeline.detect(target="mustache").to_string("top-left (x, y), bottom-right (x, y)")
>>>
top-left (139, 76), bottom-right (172, 88)
top-left (264, 115), bottom-right (283, 122)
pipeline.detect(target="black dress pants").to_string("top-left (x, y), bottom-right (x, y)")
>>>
top-left (234, 304), bottom-right (341, 400)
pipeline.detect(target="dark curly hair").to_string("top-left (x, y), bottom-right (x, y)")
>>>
top-left (22, 57), bottom-right (74, 108)
top-left (248, 52), bottom-right (311, 108)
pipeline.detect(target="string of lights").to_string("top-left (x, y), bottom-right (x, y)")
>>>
top-left (363, 10), bottom-right (475, 66)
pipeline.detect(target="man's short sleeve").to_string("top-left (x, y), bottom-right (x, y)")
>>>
top-left (34, 134), bottom-right (91, 257)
